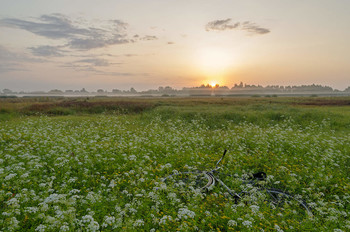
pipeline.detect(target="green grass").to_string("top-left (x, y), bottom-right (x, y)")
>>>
top-left (2, 96), bottom-right (350, 132)
top-left (1, 97), bottom-right (350, 231)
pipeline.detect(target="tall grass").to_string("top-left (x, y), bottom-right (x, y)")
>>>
top-left (1, 96), bottom-right (350, 132)
top-left (144, 104), bottom-right (350, 132)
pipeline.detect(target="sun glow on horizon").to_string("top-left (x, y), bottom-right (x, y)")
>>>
top-left (195, 47), bottom-right (234, 75)
top-left (209, 81), bottom-right (218, 87)
top-left (193, 47), bottom-right (236, 87)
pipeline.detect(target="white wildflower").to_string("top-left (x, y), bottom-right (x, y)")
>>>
top-left (228, 220), bottom-right (237, 227)
top-left (60, 224), bottom-right (70, 232)
top-left (242, 220), bottom-right (253, 228)
top-left (102, 216), bottom-right (115, 227)
top-left (5, 173), bottom-right (17, 181)
top-left (133, 219), bottom-right (145, 227)
top-left (178, 208), bottom-right (196, 220)
top-left (35, 224), bottom-right (47, 232)
top-left (82, 215), bottom-right (100, 232)
top-left (275, 224), bottom-right (284, 232)
top-left (250, 205), bottom-right (260, 214)
top-left (204, 211), bottom-right (211, 216)
top-left (159, 215), bottom-right (172, 225)
top-left (8, 217), bottom-right (20, 230)
top-left (109, 180), bottom-right (116, 188)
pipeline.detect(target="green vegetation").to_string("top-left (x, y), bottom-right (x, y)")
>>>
top-left (1, 96), bottom-right (349, 231)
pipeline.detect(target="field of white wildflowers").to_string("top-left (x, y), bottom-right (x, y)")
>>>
top-left (1, 115), bottom-right (349, 231)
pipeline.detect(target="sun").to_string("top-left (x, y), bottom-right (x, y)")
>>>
top-left (209, 81), bottom-right (218, 87)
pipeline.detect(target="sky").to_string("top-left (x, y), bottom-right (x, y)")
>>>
top-left (0, 0), bottom-right (350, 91)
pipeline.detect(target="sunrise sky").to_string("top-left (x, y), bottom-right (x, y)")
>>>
top-left (1, 0), bottom-right (350, 91)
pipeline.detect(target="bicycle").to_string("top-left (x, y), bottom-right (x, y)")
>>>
top-left (162, 150), bottom-right (313, 218)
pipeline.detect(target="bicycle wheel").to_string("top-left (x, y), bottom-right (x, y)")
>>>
top-left (163, 171), bottom-right (215, 192)
top-left (236, 187), bottom-right (313, 218)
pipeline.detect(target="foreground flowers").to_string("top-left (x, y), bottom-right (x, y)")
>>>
top-left (0, 115), bottom-right (349, 231)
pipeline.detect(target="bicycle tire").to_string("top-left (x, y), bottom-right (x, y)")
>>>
top-left (236, 188), bottom-right (313, 217)
top-left (163, 171), bottom-right (215, 191)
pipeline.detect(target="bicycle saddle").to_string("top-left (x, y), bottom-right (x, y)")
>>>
top-left (252, 171), bottom-right (267, 180)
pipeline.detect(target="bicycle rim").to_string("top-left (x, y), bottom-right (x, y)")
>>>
top-left (163, 172), bottom-right (214, 192)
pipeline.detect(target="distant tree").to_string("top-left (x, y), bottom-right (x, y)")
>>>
top-left (130, 87), bottom-right (137, 93)
top-left (163, 86), bottom-right (174, 93)
top-left (112, 89), bottom-right (121, 93)
top-left (219, 86), bottom-right (229, 89)
top-left (2, 88), bottom-right (12, 94)
top-left (344, 86), bottom-right (350, 92)
top-left (65, 90), bottom-right (73, 93)
top-left (97, 89), bottom-right (105, 93)
top-left (80, 88), bottom-right (88, 93)
top-left (48, 89), bottom-right (63, 93)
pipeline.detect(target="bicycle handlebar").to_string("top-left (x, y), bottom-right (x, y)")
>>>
top-left (215, 149), bottom-right (227, 169)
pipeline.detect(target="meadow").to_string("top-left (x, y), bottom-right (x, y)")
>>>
top-left (1, 96), bottom-right (350, 231)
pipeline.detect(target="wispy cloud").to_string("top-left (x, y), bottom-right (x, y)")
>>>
top-left (0, 45), bottom-right (41, 72)
top-left (140, 35), bottom-right (158, 41)
top-left (29, 45), bottom-right (65, 57)
top-left (0, 14), bottom-right (131, 50)
top-left (240, 21), bottom-right (270, 35)
top-left (95, 71), bottom-right (149, 77)
top-left (0, 63), bottom-right (27, 73)
top-left (205, 18), bottom-right (270, 35)
top-left (206, 19), bottom-right (240, 31)
top-left (75, 58), bottom-right (113, 67)
top-left (0, 13), bottom-right (160, 56)
top-left (61, 61), bottom-right (145, 77)
top-left (124, 54), bottom-right (138, 57)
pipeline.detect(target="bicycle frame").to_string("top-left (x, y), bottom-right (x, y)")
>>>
top-left (162, 149), bottom-right (313, 217)
top-left (204, 149), bottom-right (242, 200)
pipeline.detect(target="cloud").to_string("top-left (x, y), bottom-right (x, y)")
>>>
top-left (95, 71), bottom-right (144, 77)
top-left (205, 18), bottom-right (240, 31)
top-left (61, 61), bottom-right (143, 77)
top-left (0, 45), bottom-right (41, 72)
top-left (140, 35), bottom-right (158, 41)
top-left (0, 14), bottom-right (159, 53)
top-left (205, 18), bottom-right (270, 35)
top-left (240, 21), bottom-right (270, 35)
top-left (124, 54), bottom-right (138, 57)
top-left (0, 63), bottom-right (27, 73)
top-left (0, 14), bottom-right (131, 50)
top-left (29, 45), bottom-right (65, 57)
top-left (0, 45), bottom-right (23, 60)
top-left (75, 58), bottom-right (111, 67)
top-left (69, 36), bottom-right (130, 50)
top-left (0, 14), bottom-right (88, 39)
